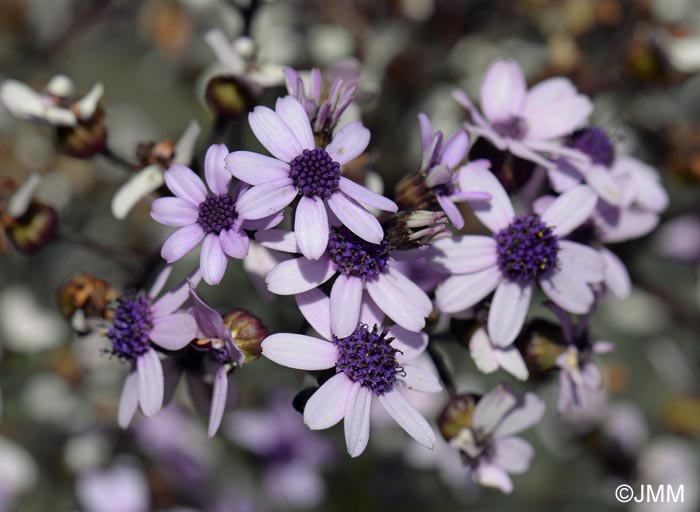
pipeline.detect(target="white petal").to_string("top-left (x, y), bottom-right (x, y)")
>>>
top-left (118, 370), bottom-right (139, 428)
top-left (459, 161), bottom-right (514, 232)
top-left (304, 372), bottom-right (353, 429)
top-left (399, 365), bottom-right (442, 393)
top-left (539, 267), bottom-right (594, 315)
top-left (470, 328), bottom-right (499, 374)
top-left (487, 281), bottom-right (532, 347)
top-left (494, 348), bottom-right (529, 381)
top-left (434, 266), bottom-right (501, 314)
top-left (295, 196), bottom-right (329, 260)
top-left (541, 185), bottom-right (597, 237)
top-left (111, 165), bottom-right (164, 220)
top-left (261, 333), bottom-right (337, 370)
top-left (249, 106), bottom-right (303, 162)
top-left (379, 389), bottom-right (435, 449)
top-left (472, 385), bottom-right (517, 435)
top-left (479, 59), bottom-right (526, 122)
top-left (265, 256), bottom-right (335, 295)
top-left (558, 241), bottom-right (605, 283)
top-left (492, 437), bottom-right (534, 474)
top-left (366, 266), bottom-right (432, 332)
top-left (325, 121), bottom-right (370, 165)
top-left (493, 393), bottom-right (545, 437)
top-left (295, 289), bottom-right (332, 340)
top-left (601, 248), bottom-right (631, 299)
top-left (275, 96), bottom-right (315, 150)
top-left (330, 274), bottom-right (363, 338)
top-left (429, 236), bottom-right (497, 273)
top-left (344, 383), bottom-right (372, 457)
top-left (136, 350), bottom-right (164, 417)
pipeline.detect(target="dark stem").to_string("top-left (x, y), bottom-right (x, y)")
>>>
top-left (241, 0), bottom-right (261, 37)
top-left (101, 147), bottom-right (140, 172)
top-left (58, 230), bottom-right (142, 266)
top-left (427, 342), bottom-right (457, 397)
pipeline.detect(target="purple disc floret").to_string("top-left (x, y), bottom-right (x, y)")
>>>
top-left (107, 291), bottom-right (154, 361)
top-left (495, 214), bottom-right (560, 282)
top-left (289, 148), bottom-right (341, 199)
top-left (327, 225), bottom-right (389, 280)
top-left (197, 193), bottom-right (238, 234)
top-left (567, 127), bottom-right (615, 167)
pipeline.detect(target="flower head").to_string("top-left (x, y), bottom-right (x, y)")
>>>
top-left (226, 96), bottom-right (397, 260)
top-left (431, 164), bottom-right (604, 347)
top-left (453, 59), bottom-right (592, 169)
top-left (152, 144), bottom-right (282, 285)
top-left (261, 289), bottom-right (441, 457)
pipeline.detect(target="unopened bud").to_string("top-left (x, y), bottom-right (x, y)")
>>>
top-left (222, 308), bottom-right (267, 365)
top-left (136, 139), bottom-right (176, 168)
top-left (7, 200), bottom-right (58, 255)
top-left (56, 106), bottom-right (107, 158)
top-left (394, 170), bottom-right (433, 212)
top-left (205, 76), bottom-right (256, 120)
top-left (438, 393), bottom-right (478, 441)
top-left (384, 210), bottom-right (451, 250)
top-left (57, 273), bottom-right (119, 326)
top-left (515, 319), bottom-right (567, 377)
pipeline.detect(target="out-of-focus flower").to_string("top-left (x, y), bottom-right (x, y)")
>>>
top-left (0, 436), bottom-right (38, 512)
top-left (103, 267), bottom-right (198, 427)
top-left (469, 327), bottom-right (528, 381)
top-left (653, 214), bottom-right (700, 263)
top-left (443, 385), bottom-right (545, 494)
top-left (76, 460), bottom-right (150, 512)
top-left (57, 273), bottom-right (119, 332)
top-left (395, 114), bottom-right (491, 229)
top-left (257, 225), bottom-right (433, 336)
top-left (226, 96), bottom-right (397, 260)
top-left (152, 144), bottom-right (283, 285)
top-left (111, 121), bottom-right (201, 220)
top-left (262, 289), bottom-right (441, 457)
top-left (227, 394), bottom-right (335, 509)
top-left (431, 165), bottom-right (603, 346)
top-left (454, 59), bottom-right (592, 169)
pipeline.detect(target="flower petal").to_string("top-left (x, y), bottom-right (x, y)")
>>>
top-left (262, 333), bottom-right (337, 370)
top-left (601, 248), bottom-right (631, 299)
top-left (344, 383), bottom-right (372, 457)
top-left (265, 256), bottom-right (335, 295)
top-left (160, 224), bottom-right (204, 263)
top-left (249, 105), bottom-right (303, 162)
top-left (255, 228), bottom-right (299, 253)
top-left (440, 129), bottom-right (470, 168)
top-left (399, 364), bottom-right (442, 393)
top-left (470, 328), bottom-right (499, 374)
top-left (204, 143), bottom-right (231, 195)
top-left (366, 265), bottom-right (432, 332)
top-left (164, 164), bottom-right (207, 205)
top-left (327, 191), bottom-right (383, 244)
top-left (304, 372), bottom-right (353, 429)
top-left (390, 325), bottom-right (428, 363)
top-left (208, 366), bottom-right (229, 437)
top-left (236, 179), bottom-right (297, 220)
top-left (219, 228), bottom-right (249, 259)
top-left (539, 267), bottom-right (594, 315)
top-left (295, 196), bottom-right (329, 260)
top-left (137, 350), bottom-right (164, 417)
top-left (295, 289), bottom-right (332, 340)
top-left (151, 268), bottom-right (201, 315)
top-left (111, 165), bottom-right (164, 220)
top-left (151, 197), bottom-right (199, 227)
top-left (150, 312), bottom-right (196, 350)
top-left (473, 385), bottom-right (517, 435)
top-left (541, 185), bottom-right (597, 237)
top-left (493, 437), bottom-right (534, 474)
top-left (435, 265), bottom-right (501, 314)
top-left (118, 370), bottom-right (139, 428)
top-left (190, 287), bottom-right (224, 338)
top-left (429, 236), bottom-right (497, 274)
top-left (275, 96), bottom-right (315, 150)
top-left (173, 120), bottom-right (201, 165)
top-left (325, 121), bottom-right (370, 165)
top-left (487, 281), bottom-right (532, 347)
top-left (473, 462), bottom-right (514, 494)
top-left (584, 164), bottom-right (622, 206)
top-left (436, 194), bottom-right (464, 229)
top-left (225, 151), bottom-right (290, 185)
top-left (522, 78), bottom-right (592, 140)
top-left (493, 392), bottom-right (545, 437)
top-left (379, 389), bottom-right (435, 449)
top-left (479, 59), bottom-right (526, 123)
top-left (558, 241), bottom-right (604, 283)
top-left (200, 234), bottom-right (228, 285)
top-left (459, 160), bottom-right (514, 232)
top-left (495, 347), bottom-right (529, 381)
top-left (338, 177), bottom-right (397, 213)
top-left (330, 274), bottom-right (363, 338)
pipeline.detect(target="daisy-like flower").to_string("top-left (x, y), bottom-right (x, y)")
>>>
top-left (469, 327), bottom-right (529, 381)
top-left (256, 225), bottom-right (433, 336)
top-left (226, 96), bottom-right (398, 260)
top-left (107, 267), bottom-right (198, 428)
top-left (448, 385), bottom-right (545, 494)
top-left (431, 164), bottom-right (604, 347)
top-left (262, 289), bottom-right (442, 457)
top-left (0, 74), bottom-right (103, 127)
top-left (395, 113), bottom-right (491, 229)
top-left (151, 144), bottom-right (282, 285)
top-left (453, 59), bottom-right (592, 169)
top-left (112, 121), bottom-right (201, 220)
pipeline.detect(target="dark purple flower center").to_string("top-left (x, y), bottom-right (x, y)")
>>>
top-left (333, 323), bottom-right (403, 395)
top-left (495, 214), bottom-right (559, 282)
top-left (492, 117), bottom-right (527, 140)
top-left (327, 225), bottom-right (389, 280)
top-left (289, 148), bottom-right (341, 199)
top-left (197, 193), bottom-right (237, 234)
top-left (567, 127), bottom-right (615, 167)
top-left (107, 291), bottom-right (153, 361)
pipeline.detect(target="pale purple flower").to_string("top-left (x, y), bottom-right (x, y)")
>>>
top-left (284, 67), bottom-right (358, 134)
top-left (416, 113), bottom-right (492, 229)
top-left (226, 96), bottom-right (397, 260)
top-left (256, 227), bottom-right (433, 336)
top-left (109, 267), bottom-right (198, 428)
top-left (76, 461), bottom-right (149, 512)
top-left (449, 385), bottom-right (545, 494)
top-left (654, 214), bottom-right (700, 263)
top-left (431, 164), bottom-right (604, 347)
top-left (162, 287), bottom-right (243, 437)
top-left (453, 59), bottom-right (592, 168)
top-left (0, 436), bottom-right (37, 512)
top-left (261, 289), bottom-right (441, 457)
top-left (226, 394), bottom-right (335, 509)
top-left (152, 143), bottom-right (282, 285)
top-left (469, 327), bottom-right (528, 381)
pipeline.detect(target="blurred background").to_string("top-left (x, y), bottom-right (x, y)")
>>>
top-left (0, 0), bottom-right (699, 510)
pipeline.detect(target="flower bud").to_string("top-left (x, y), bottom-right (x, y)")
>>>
top-left (57, 273), bottom-right (119, 326)
top-left (7, 199), bottom-right (58, 255)
top-left (384, 210), bottom-right (451, 250)
top-left (515, 319), bottom-right (567, 377)
top-left (205, 76), bottom-right (257, 120)
top-left (136, 139), bottom-right (175, 168)
top-left (222, 308), bottom-right (267, 365)
top-left (437, 393), bottom-right (478, 441)
top-left (394, 170), bottom-right (433, 212)
top-left (56, 106), bottom-right (107, 158)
